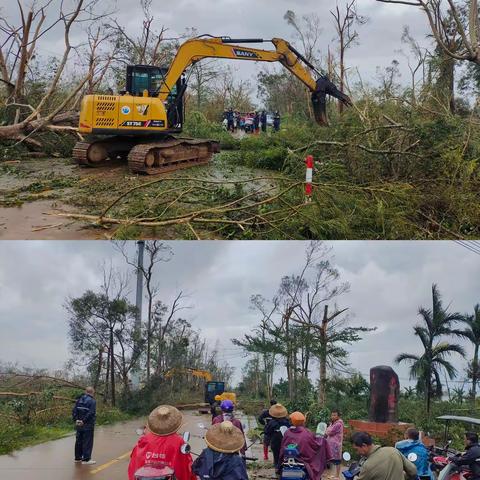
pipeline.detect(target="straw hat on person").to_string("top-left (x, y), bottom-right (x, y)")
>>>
top-left (147, 405), bottom-right (183, 436)
top-left (269, 403), bottom-right (288, 418)
top-left (205, 421), bottom-right (245, 453)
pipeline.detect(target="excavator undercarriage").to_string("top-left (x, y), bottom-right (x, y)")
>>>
top-left (73, 136), bottom-right (220, 175)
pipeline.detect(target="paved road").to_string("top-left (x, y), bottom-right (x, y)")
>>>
top-left (0, 410), bottom-right (261, 480)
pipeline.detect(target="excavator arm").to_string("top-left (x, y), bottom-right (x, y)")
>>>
top-left (159, 37), bottom-right (352, 125)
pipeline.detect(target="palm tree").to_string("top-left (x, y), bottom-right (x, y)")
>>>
top-left (460, 304), bottom-right (480, 400)
top-left (396, 284), bottom-right (465, 414)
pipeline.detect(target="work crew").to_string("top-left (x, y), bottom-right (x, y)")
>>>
top-left (73, 386), bottom-right (97, 465)
top-left (351, 431), bottom-right (417, 480)
top-left (263, 403), bottom-right (290, 475)
top-left (128, 405), bottom-right (196, 480)
top-left (395, 427), bottom-right (433, 479)
top-left (452, 432), bottom-right (480, 479)
top-left (325, 409), bottom-right (344, 479)
top-left (258, 399), bottom-right (277, 460)
top-left (280, 411), bottom-right (330, 480)
top-left (260, 111), bottom-right (267, 132)
top-left (273, 111), bottom-right (280, 132)
top-left (193, 421), bottom-right (248, 480)
top-left (212, 400), bottom-right (247, 455)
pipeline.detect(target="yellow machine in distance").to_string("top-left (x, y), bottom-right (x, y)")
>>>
top-left (165, 368), bottom-right (213, 382)
top-left (75, 36), bottom-right (351, 174)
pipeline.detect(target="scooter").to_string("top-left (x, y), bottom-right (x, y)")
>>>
top-left (341, 452), bottom-right (360, 479)
top-left (280, 444), bottom-right (308, 480)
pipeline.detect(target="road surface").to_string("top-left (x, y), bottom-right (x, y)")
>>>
top-left (0, 410), bottom-right (261, 480)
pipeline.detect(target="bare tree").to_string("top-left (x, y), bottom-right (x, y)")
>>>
top-left (377, 0), bottom-right (480, 65)
top-left (330, 1), bottom-right (368, 113)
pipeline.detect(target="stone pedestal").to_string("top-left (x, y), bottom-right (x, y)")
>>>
top-left (349, 419), bottom-right (414, 442)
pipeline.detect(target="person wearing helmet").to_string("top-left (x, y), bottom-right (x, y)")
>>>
top-left (264, 404), bottom-right (291, 474)
top-left (127, 405), bottom-right (196, 480)
top-left (212, 400), bottom-right (247, 455)
top-left (193, 421), bottom-right (248, 480)
top-left (279, 411), bottom-right (330, 480)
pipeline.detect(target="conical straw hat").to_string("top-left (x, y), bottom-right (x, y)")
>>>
top-left (269, 403), bottom-right (288, 418)
top-left (205, 421), bottom-right (245, 453)
top-left (147, 405), bottom-right (183, 436)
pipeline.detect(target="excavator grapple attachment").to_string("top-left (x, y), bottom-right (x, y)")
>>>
top-left (311, 77), bottom-right (353, 125)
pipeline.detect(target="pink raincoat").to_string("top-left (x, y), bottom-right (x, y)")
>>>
top-left (325, 419), bottom-right (344, 461)
top-left (279, 426), bottom-right (331, 479)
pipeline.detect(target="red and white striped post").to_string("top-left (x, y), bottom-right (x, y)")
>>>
top-left (305, 155), bottom-right (314, 203)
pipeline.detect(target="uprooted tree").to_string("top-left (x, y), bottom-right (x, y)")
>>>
top-left (0, 0), bottom-right (112, 147)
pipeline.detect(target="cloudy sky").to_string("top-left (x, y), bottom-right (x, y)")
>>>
top-left (0, 241), bottom-right (479, 391)
top-left (0, 0), bottom-right (434, 96)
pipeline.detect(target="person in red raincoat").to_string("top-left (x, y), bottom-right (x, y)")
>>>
top-left (128, 405), bottom-right (196, 480)
top-left (211, 400), bottom-right (247, 456)
top-left (279, 411), bottom-right (331, 480)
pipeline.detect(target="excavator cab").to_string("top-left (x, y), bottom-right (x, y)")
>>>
top-left (124, 65), bottom-right (185, 128)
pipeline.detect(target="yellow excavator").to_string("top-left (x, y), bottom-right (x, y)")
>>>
top-left (75, 36), bottom-right (352, 175)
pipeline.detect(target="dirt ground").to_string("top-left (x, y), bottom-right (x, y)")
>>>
top-left (0, 155), bottom-right (281, 240)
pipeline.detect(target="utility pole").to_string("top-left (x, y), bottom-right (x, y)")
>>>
top-left (131, 240), bottom-right (145, 390)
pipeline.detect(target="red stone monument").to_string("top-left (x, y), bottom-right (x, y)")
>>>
top-left (349, 366), bottom-right (413, 442)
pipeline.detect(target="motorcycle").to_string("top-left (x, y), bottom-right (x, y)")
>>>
top-left (280, 444), bottom-right (308, 480)
top-left (342, 452), bottom-right (360, 479)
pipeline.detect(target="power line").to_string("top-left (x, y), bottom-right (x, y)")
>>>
top-left (455, 240), bottom-right (480, 257)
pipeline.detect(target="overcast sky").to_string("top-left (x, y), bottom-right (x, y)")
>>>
top-left (0, 241), bottom-right (479, 391)
top-left (0, 0), bottom-right (434, 98)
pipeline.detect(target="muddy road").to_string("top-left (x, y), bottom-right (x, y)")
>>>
top-left (0, 410), bottom-right (267, 480)
top-left (0, 155), bottom-right (283, 240)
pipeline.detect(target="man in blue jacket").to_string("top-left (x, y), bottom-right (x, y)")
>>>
top-left (395, 427), bottom-right (433, 479)
top-left (73, 386), bottom-right (97, 465)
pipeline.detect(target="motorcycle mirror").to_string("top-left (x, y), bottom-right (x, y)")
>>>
top-left (279, 426), bottom-right (288, 436)
top-left (183, 431), bottom-right (191, 443)
top-left (407, 452), bottom-right (418, 462)
top-left (316, 422), bottom-right (327, 436)
top-left (180, 443), bottom-right (191, 455)
top-left (343, 452), bottom-right (351, 462)
top-left (135, 428), bottom-right (145, 436)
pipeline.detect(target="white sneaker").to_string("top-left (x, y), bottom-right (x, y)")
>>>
top-left (74, 460), bottom-right (82, 463)
top-left (82, 460), bottom-right (96, 465)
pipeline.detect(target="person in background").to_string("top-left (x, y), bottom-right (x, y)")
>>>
top-left (351, 431), bottom-right (417, 480)
top-left (260, 110), bottom-right (267, 132)
top-left (258, 399), bottom-right (277, 460)
top-left (325, 409), bottom-right (344, 479)
top-left (73, 386), bottom-right (97, 465)
top-left (193, 421), bottom-right (248, 480)
top-left (253, 111), bottom-right (260, 134)
top-left (226, 108), bottom-right (234, 132)
top-left (210, 395), bottom-right (222, 421)
top-left (212, 400), bottom-right (247, 456)
top-left (452, 432), bottom-right (480, 480)
top-left (273, 111), bottom-right (281, 132)
top-left (280, 411), bottom-right (330, 480)
top-left (395, 427), bottom-right (433, 479)
top-left (127, 405), bottom-right (196, 480)
top-left (264, 403), bottom-right (290, 475)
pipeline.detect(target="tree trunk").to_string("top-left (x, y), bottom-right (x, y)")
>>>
top-left (146, 294), bottom-right (153, 381)
top-left (109, 328), bottom-right (116, 407)
top-left (473, 344), bottom-right (479, 401)
top-left (93, 348), bottom-right (103, 390)
top-left (318, 305), bottom-right (328, 407)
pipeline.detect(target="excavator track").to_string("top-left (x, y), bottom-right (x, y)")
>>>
top-left (72, 136), bottom-right (219, 175)
top-left (127, 138), bottom-right (219, 175)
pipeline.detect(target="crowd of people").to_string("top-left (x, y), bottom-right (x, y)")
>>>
top-left (71, 387), bottom-right (480, 480)
top-left (223, 108), bottom-right (281, 134)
